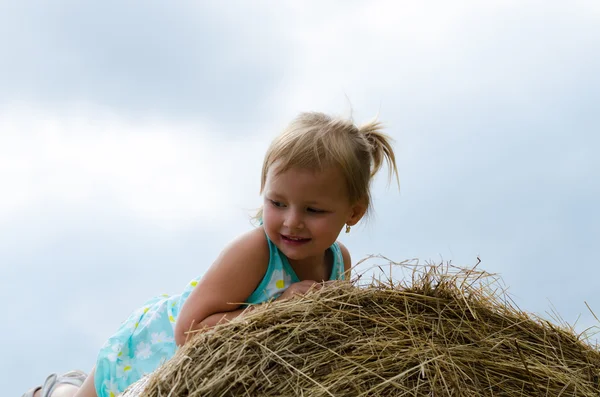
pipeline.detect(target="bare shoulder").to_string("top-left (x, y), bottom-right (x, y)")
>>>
top-left (214, 227), bottom-right (269, 265)
top-left (175, 227), bottom-right (269, 343)
top-left (204, 227), bottom-right (270, 287)
top-left (336, 240), bottom-right (352, 275)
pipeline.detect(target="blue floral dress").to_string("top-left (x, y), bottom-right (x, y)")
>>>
top-left (94, 235), bottom-right (345, 397)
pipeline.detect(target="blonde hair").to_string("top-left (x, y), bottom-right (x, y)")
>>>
top-left (257, 112), bottom-right (399, 220)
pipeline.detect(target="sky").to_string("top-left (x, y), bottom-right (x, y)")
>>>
top-left (1, 1), bottom-right (599, 394)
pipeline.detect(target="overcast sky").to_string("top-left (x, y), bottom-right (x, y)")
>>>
top-left (2, 1), bottom-right (599, 394)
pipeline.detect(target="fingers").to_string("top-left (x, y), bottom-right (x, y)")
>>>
top-left (293, 281), bottom-right (319, 295)
top-left (296, 280), bottom-right (340, 293)
top-left (279, 279), bottom-right (341, 301)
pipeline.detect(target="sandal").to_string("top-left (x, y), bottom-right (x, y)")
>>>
top-left (22, 370), bottom-right (87, 397)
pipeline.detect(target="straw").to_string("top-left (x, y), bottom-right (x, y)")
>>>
top-left (121, 258), bottom-right (600, 396)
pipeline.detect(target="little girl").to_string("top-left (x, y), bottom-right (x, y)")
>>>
top-left (25, 111), bottom-right (399, 397)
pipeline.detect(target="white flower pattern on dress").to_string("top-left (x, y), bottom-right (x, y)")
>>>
top-left (106, 343), bottom-right (124, 362)
top-left (264, 268), bottom-right (293, 300)
top-left (140, 304), bottom-right (163, 328)
top-left (116, 357), bottom-right (133, 379)
top-left (135, 341), bottom-right (152, 360)
top-left (151, 331), bottom-right (174, 345)
top-left (103, 380), bottom-right (120, 397)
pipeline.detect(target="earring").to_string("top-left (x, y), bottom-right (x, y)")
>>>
top-left (345, 224), bottom-right (351, 233)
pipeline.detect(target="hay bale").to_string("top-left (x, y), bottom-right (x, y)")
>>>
top-left (123, 260), bottom-right (600, 396)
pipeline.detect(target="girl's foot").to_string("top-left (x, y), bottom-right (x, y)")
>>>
top-left (23, 370), bottom-right (87, 397)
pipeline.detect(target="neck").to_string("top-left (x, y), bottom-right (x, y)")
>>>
top-left (287, 249), bottom-right (332, 282)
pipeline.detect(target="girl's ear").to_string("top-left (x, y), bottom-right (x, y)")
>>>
top-left (347, 200), bottom-right (368, 226)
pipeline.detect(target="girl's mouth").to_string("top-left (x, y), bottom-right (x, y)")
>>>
top-left (281, 234), bottom-right (311, 244)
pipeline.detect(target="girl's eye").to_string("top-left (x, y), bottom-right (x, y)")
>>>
top-left (270, 200), bottom-right (284, 208)
top-left (307, 207), bottom-right (325, 213)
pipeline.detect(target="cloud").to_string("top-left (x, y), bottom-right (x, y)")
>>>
top-left (0, 104), bottom-right (268, 227)
top-left (0, 1), bottom-right (289, 122)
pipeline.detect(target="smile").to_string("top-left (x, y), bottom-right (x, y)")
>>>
top-left (281, 234), bottom-right (311, 243)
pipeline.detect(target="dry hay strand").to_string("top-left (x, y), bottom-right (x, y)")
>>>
top-left (124, 258), bottom-right (600, 396)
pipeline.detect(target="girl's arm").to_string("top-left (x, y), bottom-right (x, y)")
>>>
top-left (196, 308), bottom-right (248, 327)
top-left (174, 227), bottom-right (269, 346)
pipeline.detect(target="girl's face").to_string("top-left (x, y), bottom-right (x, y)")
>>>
top-left (262, 163), bottom-right (365, 268)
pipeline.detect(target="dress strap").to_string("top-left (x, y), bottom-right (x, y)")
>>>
top-left (329, 242), bottom-right (345, 281)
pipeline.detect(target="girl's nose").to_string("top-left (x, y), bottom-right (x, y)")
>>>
top-left (283, 211), bottom-right (304, 230)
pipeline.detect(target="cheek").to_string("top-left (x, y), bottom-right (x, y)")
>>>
top-left (308, 217), bottom-right (340, 234)
top-left (262, 206), bottom-right (277, 226)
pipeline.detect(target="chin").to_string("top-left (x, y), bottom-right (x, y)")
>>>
top-left (277, 246), bottom-right (305, 260)
top-left (277, 245), bottom-right (313, 261)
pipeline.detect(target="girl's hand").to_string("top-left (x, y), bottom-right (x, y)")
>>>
top-left (277, 280), bottom-right (334, 301)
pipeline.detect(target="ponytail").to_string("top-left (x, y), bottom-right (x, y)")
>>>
top-left (359, 119), bottom-right (400, 188)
